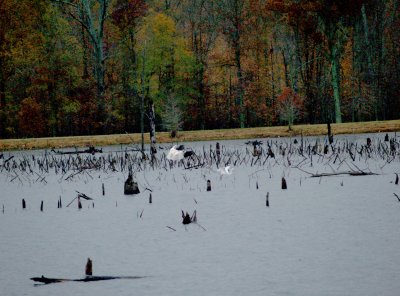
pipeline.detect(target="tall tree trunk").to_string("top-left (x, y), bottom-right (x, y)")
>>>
top-left (81, 22), bottom-right (89, 78)
top-left (94, 45), bottom-right (106, 130)
top-left (197, 63), bottom-right (206, 130)
top-left (234, 41), bottom-right (245, 128)
top-left (330, 55), bottom-right (342, 123)
top-left (228, 67), bottom-right (233, 127)
top-left (129, 30), bottom-right (139, 134)
top-left (219, 0), bottom-right (246, 128)
top-left (149, 101), bottom-right (157, 157)
top-left (0, 57), bottom-right (5, 138)
top-left (55, 0), bottom-right (110, 133)
top-left (281, 49), bottom-right (290, 87)
top-left (361, 4), bottom-right (374, 84)
top-left (325, 19), bottom-right (345, 124)
top-left (361, 3), bottom-right (379, 120)
top-left (140, 47), bottom-right (146, 157)
top-left (270, 45), bottom-right (277, 124)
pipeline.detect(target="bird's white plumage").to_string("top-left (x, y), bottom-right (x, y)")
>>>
top-left (216, 166), bottom-right (233, 175)
top-left (167, 145), bottom-right (184, 161)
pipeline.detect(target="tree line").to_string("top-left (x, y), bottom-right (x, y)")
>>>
top-left (0, 0), bottom-right (399, 138)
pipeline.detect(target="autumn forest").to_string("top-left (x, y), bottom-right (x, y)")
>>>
top-left (0, 0), bottom-right (399, 139)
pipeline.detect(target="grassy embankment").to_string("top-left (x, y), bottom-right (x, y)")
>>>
top-left (1, 120), bottom-right (399, 151)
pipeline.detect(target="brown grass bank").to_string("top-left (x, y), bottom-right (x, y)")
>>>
top-left (1, 120), bottom-right (399, 151)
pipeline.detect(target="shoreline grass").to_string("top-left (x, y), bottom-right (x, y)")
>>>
top-left (1, 120), bottom-right (399, 151)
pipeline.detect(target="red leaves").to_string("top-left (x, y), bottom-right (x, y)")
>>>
top-left (277, 87), bottom-right (304, 127)
top-left (277, 87), bottom-right (303, 109)
top-left (111, 0), bottom-right (147, 31)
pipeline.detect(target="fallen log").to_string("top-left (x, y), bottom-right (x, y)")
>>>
top-left (51, 146), bottom-right (102, 155)
top-left (310, 171), bottom-right (378, 177)
top-left (31, 275), bottom-right (145, 285)
top-left (76, 191), bottom-right (93, 200)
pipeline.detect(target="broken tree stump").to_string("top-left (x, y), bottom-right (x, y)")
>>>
top-left (182, 211), bottom-right (192, 224)
top-left (327, 122), bottom-right (333, 144)
top-left (124, 172), bottom-right (140, 195)
top-left (181, 210), bottom-right (197, 225)
top-left (281, 177), bottom-right (287, 190)
top-left (267, 147), bottom-right (275, 158)
top-left (22, 198), bottom-right (26, 209)
top-left (85, 258), bottom-right (92, 276)
top-left (216, 142), bottom-right (221, 163)
top-left (78, 197), bottom-right (82, 209)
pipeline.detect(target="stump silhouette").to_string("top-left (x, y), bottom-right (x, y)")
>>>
top-left (385, 133), bottom-right (389, 141)
top-left (85, 258), bottom-right (92, 276)
top-left (124, 172), bottom-right (140, 195)
top-left (281, 177), bottom-right (287, 190)
top-left (182, 210), bottom-right (197, 224)
top-left (327, 122), bottom-right (333, 144)
top-left (267, 147), bottom-right (275, 158)
top-left (182, 212), bottom-right (191, 224)
top-left (216, 142), bottom-right (221, 163)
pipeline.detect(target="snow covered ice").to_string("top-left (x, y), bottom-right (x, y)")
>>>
top-left (1, 133), bottom-right (400, 296)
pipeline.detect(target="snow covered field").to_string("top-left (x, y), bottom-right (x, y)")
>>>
top-left (1, 133), bottom-right (400, 296)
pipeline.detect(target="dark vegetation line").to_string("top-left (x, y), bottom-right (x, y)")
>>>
top-left (1, 119), bottom-right (399, 151)
top-left (2, 133), bottom-right (398, 187)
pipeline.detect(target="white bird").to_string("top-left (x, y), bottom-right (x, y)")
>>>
top-left (216, 165), bottom-right (233, 175)
top-left (167, 145), bottom-right (184, 161)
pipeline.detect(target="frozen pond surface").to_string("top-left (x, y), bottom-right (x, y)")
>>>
top-left (1, 133), bottom-right (400, 296)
